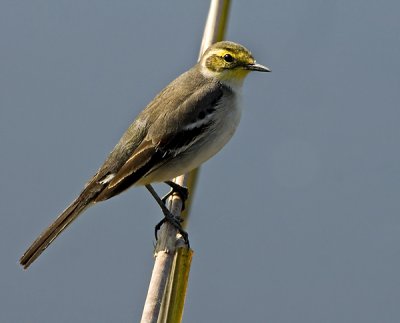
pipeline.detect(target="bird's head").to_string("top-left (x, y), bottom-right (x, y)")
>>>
top-left (199, 41), bottom-right (270, 87)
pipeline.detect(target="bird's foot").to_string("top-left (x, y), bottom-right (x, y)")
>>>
top-left (145, 183), bottom-right (190, 248)
top-left (162, 181), bottom-right (189, 211)
top-left (154, 212), bottom-right (190, 248)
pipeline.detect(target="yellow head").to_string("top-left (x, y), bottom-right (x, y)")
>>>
top-left (200, 41), bottom-right (270, 85)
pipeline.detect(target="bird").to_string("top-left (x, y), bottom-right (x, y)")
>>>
top-left (20, 41), bottom-right (270, 269)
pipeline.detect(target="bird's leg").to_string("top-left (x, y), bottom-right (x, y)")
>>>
top-left (145, 184), bottom-right (189, 247)
top-left (162, 180), bottom-right (189, 211)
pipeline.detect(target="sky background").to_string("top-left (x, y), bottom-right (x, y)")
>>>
top-left (1, 1), bottom-right (400, 322)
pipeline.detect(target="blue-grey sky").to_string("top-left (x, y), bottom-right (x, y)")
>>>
top-left (2, 1), bottom-right (400, 322)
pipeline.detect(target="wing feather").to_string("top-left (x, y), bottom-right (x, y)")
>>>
top-left (94, 68), bottom-right (226, 200)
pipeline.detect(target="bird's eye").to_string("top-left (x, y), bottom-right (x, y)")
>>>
top-left (223, 54), bottom-right (234, 62)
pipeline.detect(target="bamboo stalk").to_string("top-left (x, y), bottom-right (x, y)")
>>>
top-left (141, 1), bottom-right (231, 322)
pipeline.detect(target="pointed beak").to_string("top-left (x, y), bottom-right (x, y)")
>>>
top-left (246, 63), bottom-right (271, 72)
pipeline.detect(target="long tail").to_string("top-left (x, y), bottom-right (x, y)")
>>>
top-left (20, 184), bottom-right (102, 269)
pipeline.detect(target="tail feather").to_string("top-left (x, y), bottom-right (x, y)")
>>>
top-left (20, 185), bottom-right (102, 269)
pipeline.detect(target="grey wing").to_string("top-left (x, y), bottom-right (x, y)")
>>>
top-left (149, 80), bottom-right (225, 153)
top-left (95, 78), bottom-right (225, 200)
top-left (83, 114), bottom-right (149, 197)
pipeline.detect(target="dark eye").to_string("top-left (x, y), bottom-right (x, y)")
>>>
top-left (223, 54), bottom-right (234, 62)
